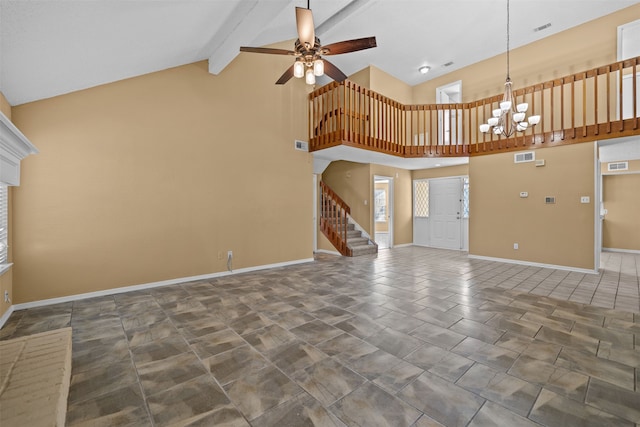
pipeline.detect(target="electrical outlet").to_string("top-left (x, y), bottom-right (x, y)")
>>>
top-left (513, 243), bottom-right (519, 250)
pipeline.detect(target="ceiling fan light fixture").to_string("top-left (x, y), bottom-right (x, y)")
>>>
top-left (313, 59), bottom-right (324, 76)
top-left (294, 61), bottom-right (305, 78)
top-left (305, 68), bottom-right (316, 85)
top-left (418, 65), bottom-right (430, 74)
top-left (240, 2), bottom-right (376, 85)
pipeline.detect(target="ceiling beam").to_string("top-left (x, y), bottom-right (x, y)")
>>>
top-left (205, 0), bottom-right (295, 75)
top-left (315, 0), bottom-right (376, 36)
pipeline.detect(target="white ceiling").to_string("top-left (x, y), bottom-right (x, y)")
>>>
top-left (1, 0), bottom-right (637, 106)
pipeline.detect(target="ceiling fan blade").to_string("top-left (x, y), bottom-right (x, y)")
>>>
top-left (240, 46), bottom-right (295, 55)
top-left (296, 7), bottom-right (315, 47)
top-left (322, 37), bottom-right (377, 55)
top-left (322, 59), bottom-right (348, 82)
top-left (275, 64), bottom-right (295, 85)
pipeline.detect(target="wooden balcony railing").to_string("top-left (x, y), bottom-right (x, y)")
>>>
top-left (319, 181), bottom-right (352, 257)
top-left (309, 56), bottom-right (640, 157)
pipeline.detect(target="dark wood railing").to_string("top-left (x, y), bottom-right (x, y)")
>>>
top-left (309, 56), bottom-right (640, 157)
top-left (319, 181), bottom-right (352, 256)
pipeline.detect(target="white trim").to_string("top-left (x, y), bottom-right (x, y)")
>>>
top-left (0, 263), bottom-right (12, 276)
top-left (0, 112), bottom-right (38, 186)
top-left (601, 170), bottom-right (640, 176)
top-left (603, 248), bottom-right (640, 254)
top-left (594, 142), bottom-right (600, 272)
top-left (0, 304), bottom-right (14, 329)
top-left (0, 112), bottom-right (38, 160)
top-left (313, 174), bottom-right (318, 253)
top-left (11, 258), bottom-right (314, 312)
top-left (315, 249), bottom-right (341, 256)
top-left (468, 254), bottom-right (598, 275)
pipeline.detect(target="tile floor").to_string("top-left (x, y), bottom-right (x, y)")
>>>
top-left (0, 247), bottom-right (638, 426)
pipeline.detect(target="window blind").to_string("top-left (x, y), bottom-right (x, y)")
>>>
top-left (0, 185), bottom-right (7, 264)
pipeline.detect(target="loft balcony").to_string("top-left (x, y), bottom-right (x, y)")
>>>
top-left (308, 57), bottom-right (640, 159)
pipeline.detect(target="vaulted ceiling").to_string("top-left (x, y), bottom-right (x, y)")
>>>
top-left (1, 0), bottom-right (636, 106)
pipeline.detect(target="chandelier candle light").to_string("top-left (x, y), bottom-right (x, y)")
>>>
top-left (480, 0), bottom-right (540, 137)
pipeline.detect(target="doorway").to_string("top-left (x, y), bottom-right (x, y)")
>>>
top-left (373, 176), bottom-right (393, 249)
top-left (413, 177), bottom-right (467, 250)
top-left (436, 81), bottom-right (462, 145)
top-left (429, 177), bottom-right (463, 250)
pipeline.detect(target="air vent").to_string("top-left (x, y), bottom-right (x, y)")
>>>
top-left (294, 140), bottom-right (308, 151)
top-left (607, 161), bottom-right (628, 171)
top-left (514, 151), bottom-right (535, 163)
top-left (443, 61), bottom-right (454, 67)
top-left (545, 196), bottom-right (556, 204)
top-left (534, 23), bottom-right (552, 32)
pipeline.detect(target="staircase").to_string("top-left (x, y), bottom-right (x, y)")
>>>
top-left (320, 180), bottom-right (378, 257)
top-left (345, 220), bottom-right (378, 256)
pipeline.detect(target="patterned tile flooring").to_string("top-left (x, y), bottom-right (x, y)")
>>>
top-left (1, 247), bottom-right (638, 426)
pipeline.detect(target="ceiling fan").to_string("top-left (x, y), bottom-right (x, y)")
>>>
top-left (239, 1), bottom-right (377, 85)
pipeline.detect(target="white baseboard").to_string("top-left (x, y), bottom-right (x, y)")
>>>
top-left (0, 305), bottom-right (15, 329)
top-left (11, 258), bottom-right (315, 312)
top-left (603, 248), bottom-right (640, 254)
top-left (315, 249), bottom-right (341, 256)
top-left (468, 254), bottom-right (598, 275)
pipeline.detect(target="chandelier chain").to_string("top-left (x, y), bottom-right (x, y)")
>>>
top-left (506, 0), bottom-right (510, 80)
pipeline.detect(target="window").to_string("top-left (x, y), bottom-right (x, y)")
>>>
top-left (0, 185), bottom-right (7, 264)
top-left (463, 177), bottom-right (470, 218)
top-left (414, 180), bottom-right (429, 218)
top-left (374, 189), bottom-right (386, 222)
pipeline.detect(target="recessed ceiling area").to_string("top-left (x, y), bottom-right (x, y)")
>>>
top-left (1, 0), bottom-right (636, 106)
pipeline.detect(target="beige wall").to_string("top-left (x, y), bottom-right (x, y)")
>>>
top-left (470, 143), bottom-right (596, 270)
top-left (603, 173), bottom-right (640, 250)
top-left (412, 164), bottom-right (469, 180)
top-left (413, 4), bottom-right (640, 104)
top-left (347, 67), bottom-right (371, 89)
top-left (0, 92), bottom-right (11, 118)
top-left (347, 65), bottom-right (413, 105)
top-left (11, 53), bottom-right (313, 304)
top-left (369, 66), bottom-right (413, 105)
top-left (0, 91), bottom-right (13, 319)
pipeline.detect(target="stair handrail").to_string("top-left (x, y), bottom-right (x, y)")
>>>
top-left (319, 181), bottom-right (352, 256)
top-left (309, 56), bottom-right (640, 157)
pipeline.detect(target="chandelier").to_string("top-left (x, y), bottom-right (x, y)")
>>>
top-left (479, 0), bottom-right (540, 137)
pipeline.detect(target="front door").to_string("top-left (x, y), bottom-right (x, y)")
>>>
top-left (429, 177), bottom-right (462, 250)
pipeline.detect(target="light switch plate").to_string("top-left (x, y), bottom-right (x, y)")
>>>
top-left (581, 196), bottom-right (590, 203)
top-left (520, 192), bottom-right (528, 198)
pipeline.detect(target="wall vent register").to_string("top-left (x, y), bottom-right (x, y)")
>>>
top-left (607, 161), bottom-right (628, 171)
top-left (514, 151), bottom-right (535, 163)
top-left (545, 196), bottom-right (556, 204)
